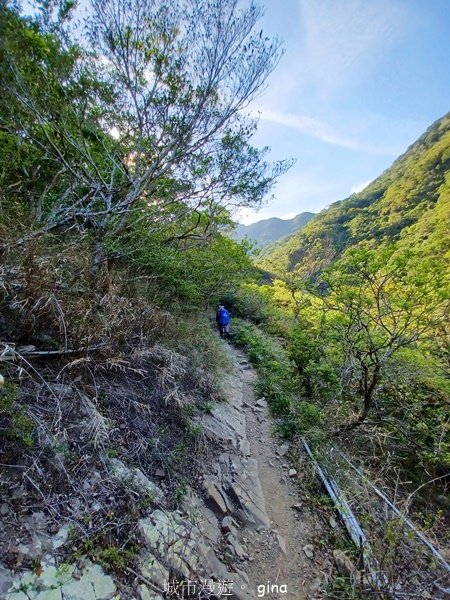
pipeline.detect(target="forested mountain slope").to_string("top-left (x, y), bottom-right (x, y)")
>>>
top-left (261, 112), bottom-right (450, 277)
top-left (244, 111), bottom-right (450, 517)
top-left (232, 211), bottom-right (314, 247)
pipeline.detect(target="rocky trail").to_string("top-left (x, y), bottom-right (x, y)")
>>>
top-left (225, 346), bottom-right (332, 599)
top-left (1, 344), bottom-right (335, 600)
top-left (237, 346), bottom-right (330, 599)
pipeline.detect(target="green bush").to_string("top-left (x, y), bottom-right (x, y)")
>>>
top-left (222, 285), bottom-right (272, 324)
top-left (233, 320), bottom-right (300, 422)
top-left (288, 325), bottom-right (340, 404)
top-left (294, 401), bottom-right (323, 431)
top-left (0, 382), bottom-right (34, 447)
top-left (303, 360), bottom-right (341, 403)
top-left (223, 282), bottom-right (293, 338)
top-left (288, 326), bottom-right (322, 372)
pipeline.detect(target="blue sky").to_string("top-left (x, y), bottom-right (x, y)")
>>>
top-left (238, 0), bottom-right (450, 224)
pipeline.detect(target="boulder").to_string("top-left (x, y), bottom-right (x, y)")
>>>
top-left (107, 458), bottom-right (163, 501)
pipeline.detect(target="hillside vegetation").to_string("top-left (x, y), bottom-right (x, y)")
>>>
top-left (227, 112), bottom-right (450, 580)
top-left (253, 112), bottom-right (450, 473)
top-left (261, 112), bottom-right (450, 277)
top-left (231, 211), bottom-right (314, 247)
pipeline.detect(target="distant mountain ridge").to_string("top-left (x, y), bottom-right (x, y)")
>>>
top-left (232, 212), bottom-right (315, 248)
top-left (260, 112), bottom-right (450, 277)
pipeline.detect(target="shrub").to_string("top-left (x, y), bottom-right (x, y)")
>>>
top-left (233, 319), bottom-right (300, 423)
top-left (303, 360), bottom-right (341, 403)
top-left (0, 382), bottom-right (34, 447)
top-left (289, 325), bottom-right (340, 403)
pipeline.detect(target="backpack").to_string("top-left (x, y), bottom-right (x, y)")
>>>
top-left (218, 307), bottom-right (230, 325)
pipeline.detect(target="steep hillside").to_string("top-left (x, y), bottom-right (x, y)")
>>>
top-left (232, 211), bottom-right (314, 247)
top-left (246, 112), bottom-right (450, 526)
top-left (261, 112), bottom-right (450, 276)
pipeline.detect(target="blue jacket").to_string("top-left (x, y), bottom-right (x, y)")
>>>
top-left (217, 308), bottom-right (231, 325)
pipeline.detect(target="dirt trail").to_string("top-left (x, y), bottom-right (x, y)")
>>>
top-left (230, 347), bottom-right (331, 599)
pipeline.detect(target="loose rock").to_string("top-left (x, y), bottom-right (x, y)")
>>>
top-left (255, 398), bottom-right (268, 408)
top-left (227, 534), bottom-right (247, 560)
top-left (333, 549), bottom-right (359, 581)
top-left (108, 458), bottom-right (163, 501)
top-left (203, 480), bottom-right (228, 516)
top-left (277, 444), bottom-right (289, 457)
top-left (221, 516), bottom-right (235, 534)
top-left (276, 533), bottom-right (287, 554)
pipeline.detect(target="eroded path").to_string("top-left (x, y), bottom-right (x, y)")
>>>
top-left (225, 346), bottom-right (332, 599)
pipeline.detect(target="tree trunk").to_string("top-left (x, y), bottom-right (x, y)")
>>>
top-left (335, 362), bottom-right (381, 434)
top-left (90, 232), bottom-right (111, 293)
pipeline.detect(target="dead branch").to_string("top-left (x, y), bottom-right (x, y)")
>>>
top-left (0, 343), bottom-right (109, 361)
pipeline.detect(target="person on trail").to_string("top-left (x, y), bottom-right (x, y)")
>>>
top-left (216, 304), bottom-right (231, 340)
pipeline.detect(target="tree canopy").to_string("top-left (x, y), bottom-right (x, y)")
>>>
top-left (1, 0), bottom-right (291, 241)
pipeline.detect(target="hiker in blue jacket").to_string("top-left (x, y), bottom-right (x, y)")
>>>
top-left (216, 304), bottom-right (231, 340)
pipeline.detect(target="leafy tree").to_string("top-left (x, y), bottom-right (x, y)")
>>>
top-left (1, 0), bottom-right (291, 279)
top-left (315, 248), bottom-right (449, 429)
top-left (107, 200), bottom-right (256, 306)
top-left (0, 1), bottom-right (79, 221)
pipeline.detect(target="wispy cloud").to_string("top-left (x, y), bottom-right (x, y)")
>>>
top-left (259, 109), bottom-right (398, 156)
top-left (299, 0), bottom-right (413, 95)
top-left (240, 0), bottom-right (424, 224)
